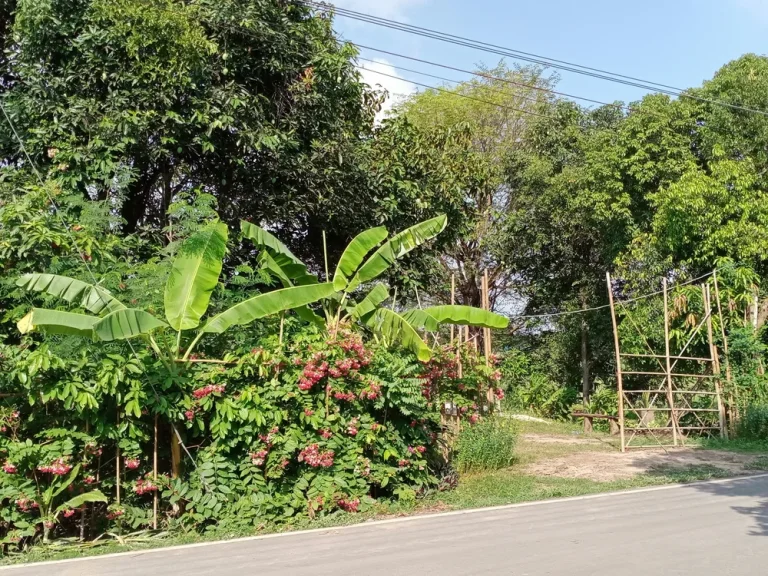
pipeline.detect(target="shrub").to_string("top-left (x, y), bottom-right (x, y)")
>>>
top-left (738, 405), bottom-right (768, 440)
top-left (505, 372), bottom-right (577, 420)
top-left (453, 416), bottom-right (517, 473)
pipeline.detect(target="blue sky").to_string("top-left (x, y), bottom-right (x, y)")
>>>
top-left (331, 0), bottom-right (768, 113)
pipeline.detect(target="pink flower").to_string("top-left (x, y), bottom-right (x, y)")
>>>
top-left (63, 509), bottom-right (76, 518)
top-left (304, 408), bottom-right (314, 416)
top-left (469, 414), bottom-right (480, 424)
top-left (37, 457), bottom-right (73, 476)
top-left (328, 367), bottom-right (342, 378)
top-left (398, 459), bottom-right (410, 468)
top-left (495, 388), bottom-right (505, 400)
top-left (320, 429), bottom-right (333, 439)
top-left (106, 509), bottom-right (124, 520)
top-left (192, 383), bottom-right (226, 399)
top-left (185, 410), bottom-right (195, 421)
top-left (298, 379), bottom-right (314, 391)
top-left (491, 370), bottom-right (502, 382)
top-left (293, 357), bottom-right (305, 366)
top-left (134, 479), bottom-right (158, 495)
top-left (333, 391), bottom-right (355, 402)
top-left (84, 475), bottom-right (96, 485)
top-left (16, 498), bottom-right (38, 512)
top-left (370, 422), bottom-right (380, 431)
top-left (250, 449), bottom-right (269, 466)
top-left (338, 497), bottom-right (360, 513)
top-left (124, 457), bottom-right (140, 470)
top-left (298, 444), bottom-right (334, 468)
top-left (3, 462), bottom-right (17, 474)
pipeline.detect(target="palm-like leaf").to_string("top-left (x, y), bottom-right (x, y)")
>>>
top-left (347, 215), bottom-right (447, 291)
top-left (16, 273), bottom-right (125, 315)
top-left (164, 221), bottom-right (228, 331)
top-left (17, 308), bottom-right (98, 338)
top-left (259, 252), bottom-right (324, 326)
top-left (422, 305), bottom-right (509, 329)
top-left (93, 309), bottom-right (168, 341)
top-left (202, 283), bottom-right (336, 334)
top-left (350, 283), bottom-right (390, 321)
top-left (367, 307), bottom-right (432, 361)
top-left (57, 490), bottom-right (108, 513)
top-left (402, 309), bottom-right (441, 331)
top-left (332, 227), bottom-right (388, 291)
top-left (241, 221), bottom-right (303, 264)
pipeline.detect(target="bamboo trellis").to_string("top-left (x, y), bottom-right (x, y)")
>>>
top-left (607, 272), bottom-right (728, 452)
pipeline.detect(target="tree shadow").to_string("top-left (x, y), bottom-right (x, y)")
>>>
top-left (682, 474), bottom-right (768, 537)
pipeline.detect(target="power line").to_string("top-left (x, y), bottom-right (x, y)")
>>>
top-left (304, 0), bottom-right (768, 118)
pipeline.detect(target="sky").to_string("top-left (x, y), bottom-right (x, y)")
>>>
top-left (331, 0), bottom-right (768, 114)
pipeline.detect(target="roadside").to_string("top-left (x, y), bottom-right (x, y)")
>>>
top-left (3, 418), bottom-right (767, 566)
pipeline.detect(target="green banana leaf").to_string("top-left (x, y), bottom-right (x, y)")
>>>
top-left (93, 309), bottom-right (168, 341)
top-left (347, 215), bottom-right (447, 291)
top-left (16, 273), bottom-right (125, 315)
top-left (259, 252), bottom-right (324, 327)
top-left (241, 221), bottom-right (303, 264)
top-left (368, 307), bottom-right (432, 361)
top-left (332, 227), bottom-right (388, 291)
top-left (350, 283), bottom-right (390, 321)
top-left (164, 221), bottom-right (228, 331)
top-left (422, 305), bottom-right (509, 329)
top-left (57, 490), bottom-right (108, 513)
top-left (402, 309), bottom-right (441, 331)
top-left (202, 283), bottom-right (336, 334)
top-left (17, 308), bottom-right (98, 338)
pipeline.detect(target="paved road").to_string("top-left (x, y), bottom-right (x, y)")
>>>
top-left (5, 474), bottom-right (768, 575)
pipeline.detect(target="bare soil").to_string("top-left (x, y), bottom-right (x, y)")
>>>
top-left (523, 433), bottom-right (760, 481)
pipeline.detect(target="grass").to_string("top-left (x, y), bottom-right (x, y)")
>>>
top-left (4, 418), bottom-right (767, 567)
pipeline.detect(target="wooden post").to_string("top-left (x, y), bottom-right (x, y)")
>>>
top-left (171, 429), bottom-right (181, 479)
top-left (663, 278), bottom-right (678, 446)
top-left (713, 271), bottom-right (736, 428)
top-left (153, 414), bottom-right (158, 530)
top-left (456, 319), bottom-right (463, 379)
top-left (606, 272), bottom-right (626, 452)
top-left (116, 412), bottom-right (121, 504)
top-left (704, 286), bottom-right (727, 439)
top-left (450, 274), bottom-right (455, 346)
top-left (483, 270), bottom-right (491, 365)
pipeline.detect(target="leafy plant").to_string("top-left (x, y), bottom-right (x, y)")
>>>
top-left (453, 416), bottom-right (518, 473)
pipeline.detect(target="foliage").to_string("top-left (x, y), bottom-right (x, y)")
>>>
top-left (453, 416), bottom-right (518, 474)
top-left (738, 405), bottom-right (768, 441)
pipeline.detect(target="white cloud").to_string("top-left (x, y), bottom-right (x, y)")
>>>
top-left (332, 0), bottom-right (426, 20)
top-left (358, 58), bottom-right (417, 120)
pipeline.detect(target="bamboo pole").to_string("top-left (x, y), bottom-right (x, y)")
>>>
top-left (713, 271), bottom-right (736, 429)
top-left (116, 412), bottom-right (121, 505)
top-left (450, 274), bottom-right (455, 346)
top-left (483, 270), bottom-right (491, 365)
top-left (704, 286), bottom-right (727, 439)
top-left (456, 320), bottom-right (463, 378)
top-left (663, 278), bottom-right (679, 446)
top-left (153, 414), bottom-right (158, 530)
top-left (605, 272), bottom-right (626, 452)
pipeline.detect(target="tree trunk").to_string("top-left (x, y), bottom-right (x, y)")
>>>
top-left (581, 312), bottom-right (590, 404)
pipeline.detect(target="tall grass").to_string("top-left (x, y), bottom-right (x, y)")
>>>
top-left (454, 417), bottom-right (518, 473)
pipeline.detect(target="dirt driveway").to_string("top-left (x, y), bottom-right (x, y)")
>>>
top-left (522, 433), bottom-right (763, 481)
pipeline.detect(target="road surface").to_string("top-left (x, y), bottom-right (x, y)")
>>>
top-left (4, 474), bottom-right (768, 575)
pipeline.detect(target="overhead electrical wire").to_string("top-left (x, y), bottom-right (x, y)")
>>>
top-left (302, 0), bottom-right (768, 118)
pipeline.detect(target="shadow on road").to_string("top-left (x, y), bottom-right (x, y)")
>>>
top-left (682, 475), bottom-right (768, 537)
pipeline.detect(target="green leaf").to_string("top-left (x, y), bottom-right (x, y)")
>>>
top-left (332, 227), bottom-right (388, 291)
top-left (241, 221), bottom-right (303, 264)
top-left (52, 464), bottom-right (81, 500)
top-left (402, 309), bottom-right (440, 331)
top-left (16, 273), bottom-right (126, 315)
top-left (17, 309), bottom-right (98, 338)
top-left (92, 309), bottom-right (167, 341)
top-left (350, 284), bottom-right (390, 320)
top-left (368, 307), bottom-right (432, 361)
top-left (422, 305), bottom-right (509, 329)
top-left (57, 490), bottom-right (108, 513)
top-left (347, 215), bottom-right (447, 291)
top-left (202, 283), bottom-right (336, 334)
top-left (164, 221), bottom-right (228, 331)
top-left (259, 251), bottom-right (318, 287)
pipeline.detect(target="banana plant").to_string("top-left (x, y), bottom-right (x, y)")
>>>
top-left (16, 220), bottom-right (336, 365)
top-left (243, 215), bottom-right (509, 361)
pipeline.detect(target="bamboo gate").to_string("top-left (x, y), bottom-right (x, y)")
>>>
top-left (606, 272), bottom-right (729, 452)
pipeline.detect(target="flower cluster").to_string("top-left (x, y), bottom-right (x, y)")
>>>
top-left (347, 418), bottom-right (359, 436)
top-left (124, 457), bottom-right (140, 470)
top-left (250, 449), bottom-right (269, 466)
top-left (337, 497), bottom-right (360, 513)
top-left (398, 459), bottom-right (410, 468)
top-left (259, 427), bottom-right (279, 446)
top-left (407, 445), bottom-right (426, 455)
top-left (320, 429), bottom-right (333, 439)
top-left (494, 388), bottom-right (505, 400)
top-left (84, 442), bottom-right (102, 457)
top-left (37, 457), bottom-right (73, 476)
top-left (134, 479), bottom-right (158, 495)
top-left (491, 370), bottom-right (502, 382)
top-left (185, 409), bottom-right (196, 421)
top-left (303, 408), bottom-right (314, 417)
top-left (299, 360), bottom-right (329, 390)
top-left (63, 509), bottom-right (76, 518)
top-left (16, 498), bottom-right (38, 512)
top-left (84, 475), bottom-right (96, 485)
top-left (106, 508), bottom-right (124, 520)
top-left (370, 422), bottom-right (381, 431)
top-left (298, 444), bottom-right (334, 468)
top-left (3, 461), bottom-right (17, 474)
top-left (359, 381), bottom-right (381, 400)
top-left (192, 383), bottom-right (226, 399)
top-left (333, 391), bottom-right (355, 402)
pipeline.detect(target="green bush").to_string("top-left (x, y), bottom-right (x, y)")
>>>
top-left (739, 405), bottom-right (768, 440)
top-left (454, 417), bottom-right (517, 473)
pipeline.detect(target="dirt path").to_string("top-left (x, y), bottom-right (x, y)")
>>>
top-left (523, 433), bottom-right (762, 481)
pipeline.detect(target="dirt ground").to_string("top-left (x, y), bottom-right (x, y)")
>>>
top-left (522, 433), bottom-right (762, 481)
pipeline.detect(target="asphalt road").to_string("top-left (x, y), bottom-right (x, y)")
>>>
top-left (5, 474), bottom-right (768, 576)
